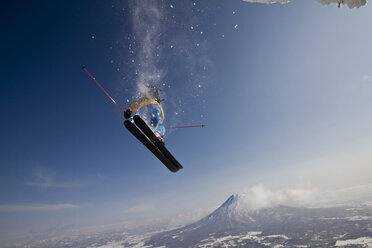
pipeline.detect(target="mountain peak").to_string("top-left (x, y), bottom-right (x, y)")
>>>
top-left (198, 194), bottom-right (256, 226)
top-left (147, 197), bottom-right (372, 248)
top-left (218, 194), bottom-right (246, 213)
top-left (220, 194), bottom-right (239, 207)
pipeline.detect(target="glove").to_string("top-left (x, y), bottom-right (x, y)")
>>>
top-left (124, 109), bottom-right (132, 119)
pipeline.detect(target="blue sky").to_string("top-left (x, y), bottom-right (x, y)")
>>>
top-left (1, 0), bottom-right (372, 240)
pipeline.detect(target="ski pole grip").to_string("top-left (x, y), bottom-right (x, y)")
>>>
top-left (124, 109), bottom-right (132, 119)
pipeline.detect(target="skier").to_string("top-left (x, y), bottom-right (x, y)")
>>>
top-left (82, 66), bottom-right (185, 172)
top-left (124, 85), bottom-right (165, 143)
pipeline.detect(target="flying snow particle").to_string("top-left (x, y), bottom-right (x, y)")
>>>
top-left (126, 99), bottom-right (130, 103)
top-left (193, 2), bottom-right (196, 5)
top-left (234, 24), bottom-right (238, 28)
top-left (91, 35), bottom-right (95, 39)
top-left (221, 34), bottom-right (225, 38)
top-left (198, 84), bottom-right (201, 88)
top-left (196, 43), bottom-right (200, 46)
top-left (170, 45), bottom-right (174, 48)
top-left (191, 26), bottom-right (194, 30)
top-left (233, 11), bottom-right (236, 14)
top-left (170, 4), bottom-right (174, 8)
top-left (200, 31), bottom-right (203, 34)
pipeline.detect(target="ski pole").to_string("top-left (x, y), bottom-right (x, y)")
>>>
top-left (166, 125), bottom-right (205, 130)
top-left (81, 65), bottom-right (125, 114)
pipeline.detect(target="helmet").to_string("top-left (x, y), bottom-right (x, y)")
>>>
top-left (143, 85), bottom-right (161, 102)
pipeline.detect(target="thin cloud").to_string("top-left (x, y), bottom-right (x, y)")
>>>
top-left (334, 182), bottom-right (372, 193)
top-left (0, 203), bottom-right (79, 212)
top-left (168, 207), bottom-right (213, 227)
top-left (25, 181), bottom-right (85, 189)
top-left (123, 203), bottom-right (155, 214)
top-left (329, 183), bottom-right (372, 203)
top-left (25, 167), bottom-right (85, 189)
top-left (362, 74), bottom-right (372, 83)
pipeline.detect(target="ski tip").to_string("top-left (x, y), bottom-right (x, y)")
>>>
top-left (81, 64), bottom-right (85, 70)
top-left (169, 164), bottom-right (183, 172)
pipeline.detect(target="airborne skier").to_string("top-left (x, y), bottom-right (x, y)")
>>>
top-left (123, 85), bottom-right (165, 143)
top-left (122, 84), bottom-right (182, 172)
top-left (82, 65), bottom-right (186, 172)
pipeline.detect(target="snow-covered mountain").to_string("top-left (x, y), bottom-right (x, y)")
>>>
top-left (6, 194), bottom-right (372, 248)
top-left (146, 194), bottom-right (372, 247)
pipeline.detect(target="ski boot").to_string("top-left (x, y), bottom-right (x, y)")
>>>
top-left (154, 131), bottom-right (165, 145)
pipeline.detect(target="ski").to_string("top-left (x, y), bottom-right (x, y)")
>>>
top-left (133, 115), bottom-right (183, 170)
top-left (124, 120), bottom-right (181, 172)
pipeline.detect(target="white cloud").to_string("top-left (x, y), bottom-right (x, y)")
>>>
top-left (362, 74), bottom-right (372, 83)
top-left (240, 184), bottom-right (323, 210)
top-left (25, 167), bottom-right (85, 189)
top-left (0, 203), bottom-right (79, 212)
top-left (238, 182), bottom-right (372, 211)
top-left (123, 203), bottom-right (154, 214)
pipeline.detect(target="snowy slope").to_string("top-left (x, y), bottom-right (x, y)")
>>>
top-left (146, 194), bottom-right (372, 248)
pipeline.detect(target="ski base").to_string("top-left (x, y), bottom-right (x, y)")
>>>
top-left (133, 115), bottom-right (183, 170)
top-left (124, 118), bottom-right (182, 172)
